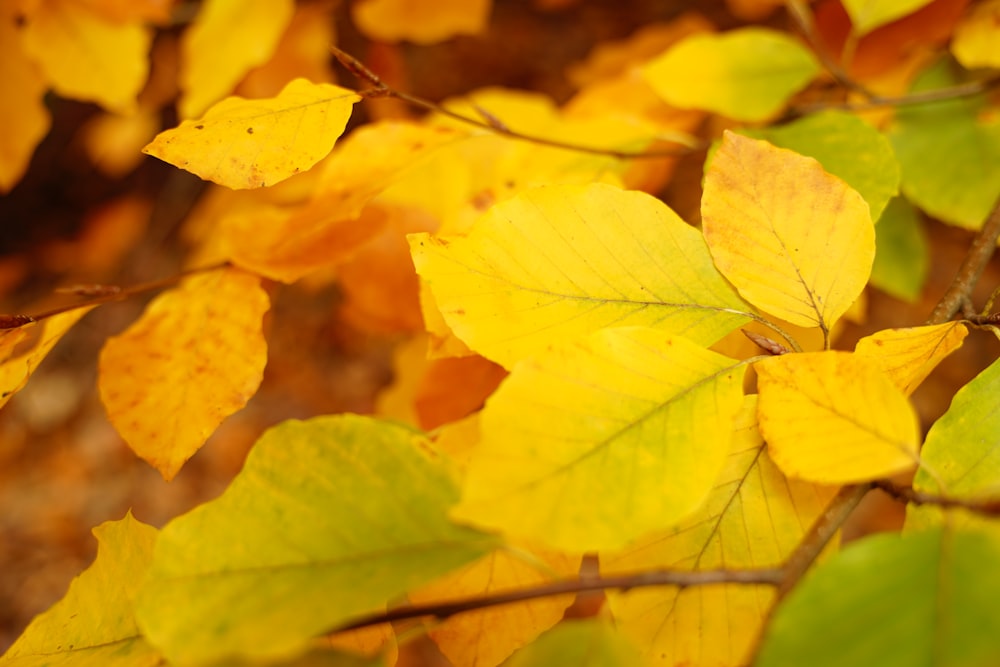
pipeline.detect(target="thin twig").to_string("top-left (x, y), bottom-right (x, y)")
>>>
top-left (791, 76), bottom-right (1000, 115)
top-left (874, 479), bottom-right (1000, 516)
top-left (330, 45), bottom-right (699, 159)
top-left (332, 566), bottom-right (784, 633)
top-left (928, 194), bottom-right (1000, 325)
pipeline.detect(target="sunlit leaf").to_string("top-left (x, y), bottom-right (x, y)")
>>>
top-left (702, 131), bottom-right (874, 333)
top-left (756, 351), bottom-right (920, 483)
top-left (842, 0), bottom-right (937, 34)
top-left (604, 397), bottom-right (837, 666)
top-left (20, 0), bottom-right (150, 113)
top-left (351, 0), bottom-right (490, 44)
top-left (98, 268), bottom-right (269, 480)
top-left (452, 327), bottom-right (746, 551)
top-left (744, 110), bottom-right (899, 221)
top-left (854, 322), bottom-right (968, 396)
top-left (505, 620), bottom-right (643, 667)
top-left (869, 197), bottom-right (929, 302)
top-left (951, 0), bottom-right (1000, 69)
top-left (756, 526), bottom-right (1000, 667)
top-left (135, 415), bottom-right (497, 666)
top-left (888, 58), bottom-right (1000, 229)
top-left (179, 0), bottom-right (294, 118)
top-left (410, 547), bottom-right (581, 667)
top-left (410, 183), bottom-right (752, 369)
top-left (324, 624), bottom-right (397, 665)
top-left (0, 307), bottom-right (94, 411)
top-left (143, 79), bottom-right (360, 189)
top-left (0, 513), bottom-right (160, 667)
top-left (642, 28), bottom-right (819, 122)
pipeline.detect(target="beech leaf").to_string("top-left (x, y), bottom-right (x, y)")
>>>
top-left (452, 326), bottom-right (746, 551)
top-left (98, 268), bottom-right (269, 480)
top-left (854, 322), bottom-right (968, 396)
top-left (756, 351), bottom-right (921, 484)
top-left (134, 415), bottom-right (496, 666)
top-left (505, 620), bottom-right (643, 667)
top-left (951, 0), bottom-right (1000, 69)
top-left (143, 78), bottom-right (360, 189)
top-left (410, 182), bottom-right (751, 369)
top-left (702, 131), bottom-right (874, 333)
top-left (352, 0), bottom-right (491, 44)
top-left (841, 0), bottom-right (936, 34)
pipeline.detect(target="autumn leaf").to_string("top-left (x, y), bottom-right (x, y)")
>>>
top-left (505, 620), bottom-right (643, 667)
top-left (642, 28), bottom-right (819, 122)
top-left (756, 527), bottom-right (1000, 667)
top-left (702, 131), bottom-right (874, 335)
top-left (452, 327), bottom-right (746, 551)
top-left (0, 513), bottom-right (161, 667)
top-left (98, 268), bottom-right (269, 480)
top-left (410, 182), bottom-right (752, 369)
top-left (951, 0), bottom-right (1000, 69)
top-left (756, 351), bottom-right (921, 484)
top-left (143, 79), bottom-right (360, 189)
top-left (869, 197), bottom-right (929, 302)
top-left (351, 0), bottom-right (491, 44)
top-left (178, 0), bottom-right (295, 119)
top-left (410, 547), bottom-right (581, 667)
top-left (842, 0), bottom-right (936, 34)
top-left (19, 0), bottom-right (151, 113)
top-left (0, 307), bottom-right (94, 411)
top-left (603, 397), bottom-right (837, 666)
top-left (134, 415), bottom-right (497, 666)
top-left (854, 322), bottom-right (968, 396)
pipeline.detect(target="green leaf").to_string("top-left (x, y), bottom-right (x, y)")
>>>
top-left (505, 620), bottom-right (643, 667)
top-left (745, 110), bottom-right (899, 221)
top-left (888, 58), bottom-right (1000, 229)
top-left (451, 327), bottom-right (746, 552)
top-left (842, 0), bottom-right (936, 34)
top-left (0, 513), bottom-right (160, 667)
top-left (135, 415), bottom-right (496, 666)
top-left (409, 183), bottom-right (752, 370)
top-left (756, 526), bottom-right (1000, 667)
top-left (870, 197), bottom-right (928, 302)
top-left (642, 28), bottom-right (820, 122)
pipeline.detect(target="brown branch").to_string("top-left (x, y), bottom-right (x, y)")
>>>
top-left (792, 76), bottom-right (1000, 115)
top-left (330, 45), bottom-right (700, 160)
top-left (333, 566), bottom-right (784, 633)
top-left (927, 193), bottom-right (1000, 325)
top-left (874, 479), bottom-right (1000, 516)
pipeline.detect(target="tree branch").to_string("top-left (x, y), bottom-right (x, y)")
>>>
top-left (332, 566), bottom-right (784, 633)
top-left (927, 193), bottom-right (1000, 325)
top-left (791, 76), bottom-right (1000, 115)
top-left (874, 479), bottom-right (1000, 516)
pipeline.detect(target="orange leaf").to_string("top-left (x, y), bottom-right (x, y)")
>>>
top-left (352, 0), bottom-right (491, 44)
top-left (98, 268), bottom-right (269, 480)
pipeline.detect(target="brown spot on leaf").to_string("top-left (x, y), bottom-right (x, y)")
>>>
top-left (194, 124), bottom-right (204, 130)
top-left (247, 127), bottom-right (254, 134)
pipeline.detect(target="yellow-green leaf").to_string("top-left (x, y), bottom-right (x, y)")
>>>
top-left (702, 131), bottom-right (874, 334)
top-left (452, 327), bottom-right (746, 551)
top-left (642, 28), bottom-right (819, 122)
top-left (143, 78), bottom-right (360, 189)
top-left (135, 415), bottom-right (496, 666)
top-left (952, 0), bottom-right (1000, 69)
top-left (179, 0), bottom-right (295, 118)
top-left (870, 197), bottom-right (929, 302)
top-left (410, 183), bottom-right (751, 369)
top-left (0, 513), bottom-right (160, 667)
top-left (854, 322), bottom-right (968, 396)
top-left (842, 0), bottom-right (935, 35)
top-left (505, 620), bottom-right (643, 667)
top-left (756, 351), bottom-right (920, 484)
top-left (604, 397), bottom-right (837, 666)
top-left (98, 268), bottom-right (269, 480)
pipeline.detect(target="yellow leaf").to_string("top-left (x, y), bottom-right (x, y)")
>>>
top-left (352, 0), bottom-right (490, 44)
top-left (0, 307), bottom-right (93, 411)
top-left (452, 327), bottom-right (746, 551)
top-left (951, 0), bottom-right (1000, 69)
top-left (410, 183), bottom-right (751, 369)
top-left (143, 79), bottom-right (360, 190)
top-left (0, 4), bottom-right (50, 192)
top-left (702, 132), bottom-right (874, 336)
top-left (604, 397), bottom-right (837, 666)
top-left (325, 623), bottom-right (397, 663)
top-left (410, 547), bottom-right (581, 667)
top-left (179, 0), bottom-right (294, 119)
top-left (98, 268), bottom-right (269, 480)
top-left (756, 351), bottom-right (920, 484)
top-left (854, 322), bottom-right (968, 396)
top-left (642, 28), bottom-right (819, 122)
top-left (20, 0), bottom-right (151, 113)
top-left (842, 0), bottom-right (936, 34)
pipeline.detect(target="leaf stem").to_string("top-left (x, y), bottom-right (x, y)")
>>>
top-left (332, 566), bottom-right (784, 634)
top-left (927, 194), bottom-right (1000, 325)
